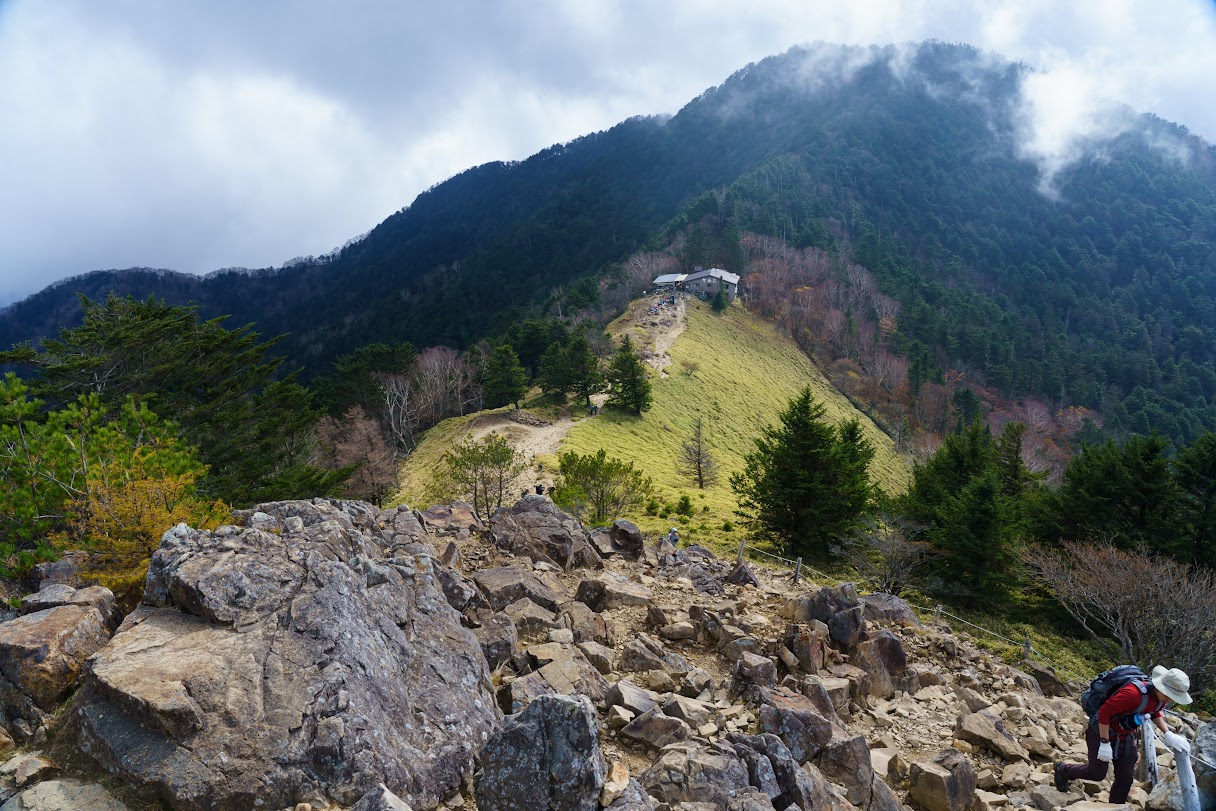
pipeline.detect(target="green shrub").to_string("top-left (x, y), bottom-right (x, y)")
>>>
top-left (676, 495), bottom-right (694, 517)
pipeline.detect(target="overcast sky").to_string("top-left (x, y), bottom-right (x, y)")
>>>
top-left (1, 0), bottom-right (1214, 305)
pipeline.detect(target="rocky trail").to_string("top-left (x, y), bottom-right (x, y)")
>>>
top-left (0, 494), bottom-right (1210, 811)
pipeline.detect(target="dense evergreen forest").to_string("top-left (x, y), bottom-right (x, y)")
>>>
top-left (3, 41), bottom-right (1215, 445)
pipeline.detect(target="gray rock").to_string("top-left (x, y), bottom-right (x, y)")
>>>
top-left (349, 784), bottom-right (414, 811)
top-left (603, 778), bottom-right (656, 810)
top-left (618, 634), bottom-right (690, 674)
top-left (908, 749), bottom-right (977, 811)
top-left (860, 594), bottom-right (921, 627)
top-left (725, 562), bottom-right (762, 588)
top-left (639, 741), bottom-right (753, 806)
top-left (955, 710), bottom-right (1030, 762)
top-left (489, 496), bottom-right (602, 570)
top-left (731, 732), bottom-right (820, 810)
top-left (756, 698), bottom-right (833, 764)
top-left (500, 647), bottom-right (609, 713)
top-left (575, 574), bottom-right (654, 612)
top-left (73, 500), bottom-right (499, 811)
top-left (0, 778), bottom-right (130, 811)
top-left (732, 652), bottom-right (776, 692)
top-left (474, 566), bottom-right (565, 612)
top-left (663, 695), bottom-right (714, 727)
top-left (471, 610), bottom-right (517, 670)
top-left (420, 501), bottom-right (483, 534)
top-left (621, 707), bottom-right (693, 750)
top-left (609, 520), bottom-right (645, 559)
top-left (817, 734), bottom-right (899, 811)
top-left (848, 630), bottom-right (907, 699)
top-left (475, 694), bottom-right (604, 811)
top-left (1018, 660), bottom-right (1071, 698)
top-left (606, 680), bottom-right (662, 716)
top-left (0, 601), bottom-right (111, 738)
top-left (558, 601), bottom-right (615, 647)
top-left (435, 565), bottom-right (486, 614)
top-left (504, 598), bottom-right (560, 639)
top-left (784, 624), bottom-right (827, 673)
top-left (576, 641), bottom-right (615, 675)
top-left (27, 553), bottom-right (86, 592)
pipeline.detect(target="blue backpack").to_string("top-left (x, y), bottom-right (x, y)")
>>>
top-left (1080, 665), bottom-right (1150, 721)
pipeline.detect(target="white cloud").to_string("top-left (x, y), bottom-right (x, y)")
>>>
top-left (0, 0), bottom-right (1213, 305)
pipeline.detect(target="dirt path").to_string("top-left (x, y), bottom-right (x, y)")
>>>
top-left (464, 412), bottom-right (575, 461)
top-left (455, 294), bottom-right (689, 483)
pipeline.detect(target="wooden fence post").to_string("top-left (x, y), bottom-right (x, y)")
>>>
top-left (792, 557), bottom-right (803, 585)
top-left (736, 539), bottom-right (746, 564)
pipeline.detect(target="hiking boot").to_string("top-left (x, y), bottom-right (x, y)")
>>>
top-left (1053, 762), bottom-right (1070, 793)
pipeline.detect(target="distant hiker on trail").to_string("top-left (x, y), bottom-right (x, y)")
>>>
top-left (1055, 665), bottom-right (1193, 804)
top-left (665, 527), bottom-right (680, 545)
top-left (534, 482), bottom-right (545, 495)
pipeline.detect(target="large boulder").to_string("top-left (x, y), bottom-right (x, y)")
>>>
top-left (955, 710), bottom-right (1030, 762)
top-left (817, 734), bottom-right (901, 811)
top-left (575, 574), bottom-right (654, 612)
top-left (620, 707), bottom-right (692, 750)
top-left (474, 566), bottom-right (566, 612)
top-left (73, 500), bottom-right (500, 811)
top-left (908, 749), bottom-right (978, 811)
top-left (639, 741), bottom-right (753, 806)
top-left (756, 698), bottom-right (834, 764)
top-left (0, 594), bottom-right (113, 740)
top-left (1018, 660), bottom-right (1072, 698)
top-left (730, 732), bottom-right (821, 810)
top-left (848, 630), bottom-right (908, 698)
top-left (475, 694), bottom-right (605, 811)
top-left (489, 496), bottom-right (602, 570)
top-left (420, 501), bottom-right (482, 535)
top-left (783, 584), bottom-right (868, 647)
top-left (860, 593), bottom-right (921, 627)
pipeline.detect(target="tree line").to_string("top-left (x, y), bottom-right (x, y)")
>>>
top-left (0, 293), bottom-right (657, 587)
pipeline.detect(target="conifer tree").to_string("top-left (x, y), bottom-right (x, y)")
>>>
top-left (607, 335), bottom-right (652, 414)
top-left (540, 335), bottom-right (604, 407)
top-left (482, 344), bottom-right (530, 409)
top-left (730, 387), bottom-right (875, 558)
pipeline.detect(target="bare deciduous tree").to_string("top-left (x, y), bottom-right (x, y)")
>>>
top-left (676, 416), bottom-right (719, 489)
top-left (843, 515), bottom-right (935, 597)
top-left (1026, 540), bottom-right (1216, 683)
top-left (315, 405), bottom-right (399, 505)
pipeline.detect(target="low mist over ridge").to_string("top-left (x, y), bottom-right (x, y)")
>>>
top-left (2, 0), bottom-right (1215, 301)
top-left (3, 40), bottom-right (1216, 444)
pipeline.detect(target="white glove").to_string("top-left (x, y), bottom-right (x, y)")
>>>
top-left (1097, 741), bottom-right (1114, 762)
top-left (1163, 731), bottom-right (1191, 753)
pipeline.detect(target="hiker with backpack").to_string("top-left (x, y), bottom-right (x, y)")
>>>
top-left (1054, 665), bottom-right (1193, 803)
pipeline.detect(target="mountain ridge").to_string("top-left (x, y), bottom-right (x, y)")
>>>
top-left (4, 40), bottom-right (1215, 442)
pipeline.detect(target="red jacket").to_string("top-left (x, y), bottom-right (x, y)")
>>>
top-left (1098, 681), bottom-right (1167, 736)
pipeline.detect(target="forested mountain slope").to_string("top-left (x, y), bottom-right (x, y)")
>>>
top-left (3, 41), bottom-right (1214, 442)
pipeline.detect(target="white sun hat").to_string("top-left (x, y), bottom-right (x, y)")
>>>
top-left (1151, 665), bottom-right (1192, 705)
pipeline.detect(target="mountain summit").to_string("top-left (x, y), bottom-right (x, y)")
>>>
top-left (4, 41), bottom-right (1215, 441)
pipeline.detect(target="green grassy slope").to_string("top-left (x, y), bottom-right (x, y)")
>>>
top-left (394, 299), bottom-right (911, 554)
top-left (558, 299), bottom-right (910, 552)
